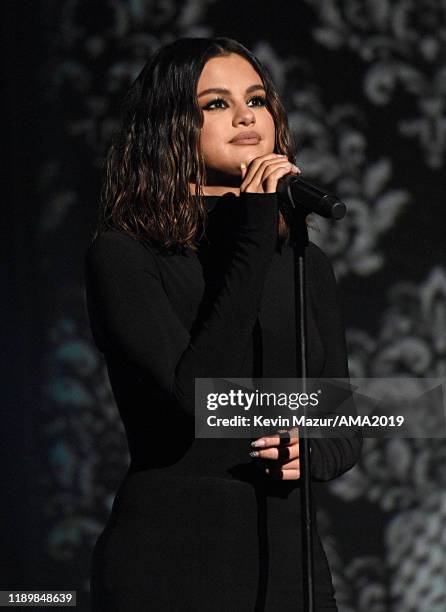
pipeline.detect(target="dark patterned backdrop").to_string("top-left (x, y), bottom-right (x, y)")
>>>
top-left (7, 1), bottom-right (446, 610)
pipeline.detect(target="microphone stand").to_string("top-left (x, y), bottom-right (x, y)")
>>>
top-left (292, 208), bottom-right (314, 612)
top-left (277, 177), bottom-right (346, 612)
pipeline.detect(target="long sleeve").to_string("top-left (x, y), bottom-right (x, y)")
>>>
top-left (84, 192), bottom-right (279, 419)
top-left (306, 242), bottom-right (363, 481)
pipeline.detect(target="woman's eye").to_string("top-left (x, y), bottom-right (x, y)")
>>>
top-left (247, 96), bottom-right (267, 107)
top-left (203, 98), bottom-right (227, 110)
top-left (202, 96), bottom-right (267, 110)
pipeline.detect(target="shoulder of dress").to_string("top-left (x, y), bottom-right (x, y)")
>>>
top-left (84, 229), bottom-right (162, 271)
top-left (88, 229), bottom-right (161, 253)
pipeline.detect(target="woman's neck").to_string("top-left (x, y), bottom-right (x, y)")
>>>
top-left (189, 168), bottom-right (243, 196)
top-left (189, 183), bottom-right (240, 197)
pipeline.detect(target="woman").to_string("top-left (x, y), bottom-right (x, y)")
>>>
top-left (85, 36), bottom-right (362, 611)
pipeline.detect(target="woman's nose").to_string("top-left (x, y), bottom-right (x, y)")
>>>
top-left (233, 105), bottom-right (255, 126)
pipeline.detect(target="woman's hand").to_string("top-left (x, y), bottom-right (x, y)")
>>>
top-left (240, 153), bottom-right (301, 194)
top-left (249, 427), bottom-right (300, 480)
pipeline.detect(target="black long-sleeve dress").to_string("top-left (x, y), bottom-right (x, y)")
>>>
top-left (84, 190), bottom-right (362, 611)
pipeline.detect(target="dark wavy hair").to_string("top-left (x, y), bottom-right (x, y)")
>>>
top-left (93, 37), bottom-right (297, 251)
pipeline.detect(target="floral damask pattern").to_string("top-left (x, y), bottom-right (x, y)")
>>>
top-left (347, 267), bottom-right (446, 378)
top-left (43, 304), bottom-right (129, 561)
top-left (305, 0), bottom-right (446, 168)
top-left (322, 268), bottom-right (446, 610)
top-left (48, 0), bottom-right (217, 158)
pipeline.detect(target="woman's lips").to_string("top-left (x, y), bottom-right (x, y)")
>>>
top-left (230, 137), bottom-right (261, 145)
top-left (230, 131), bottom-right (261, 145)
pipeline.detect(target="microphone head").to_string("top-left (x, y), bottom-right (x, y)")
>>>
top-left (324, 196), bottom-right (346, 220)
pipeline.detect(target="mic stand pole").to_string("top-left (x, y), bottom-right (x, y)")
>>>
top-left (286, 203), bottom-right (315, 611)
top-left (295, 245), bottom-right (314, 612)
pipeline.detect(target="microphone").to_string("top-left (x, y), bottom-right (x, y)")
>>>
top-left (277, 175), bottom-right (346, 220)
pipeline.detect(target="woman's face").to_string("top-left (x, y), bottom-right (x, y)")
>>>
top-left (197, 53), bottom-right (276, 186)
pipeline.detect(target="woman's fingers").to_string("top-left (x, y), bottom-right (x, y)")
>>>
top-left (250, 427), bottom-right (300, 481)
top-left (240, 154), bottom-right (282, 191)
top-left (251, 160), bottom-right (297, 193)
top-left (253, 454), bottom-right (301, 480)
top-left (258, 455), bottom-right (300, 480)
top-left (240, 153), bottom-right (286, 187)
top-left (240, 153), bottom-right (300, 193)
top-left (250, 443), bottom-right (299, 461)
top-left (265, 465), bottom-right (300, 480)
top-left (249, 428), bottom-right (300, 481)
top-left (261, 160), bottom-right (300, 188)
top-left (251, 427), bottom-right (299, 450)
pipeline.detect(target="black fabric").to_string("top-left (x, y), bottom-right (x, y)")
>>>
top-left (84, 190), bottom-right (362, 611)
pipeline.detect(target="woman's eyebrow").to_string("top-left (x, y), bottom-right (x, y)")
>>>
top-left (197, 84), bottom-right (265, 98)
